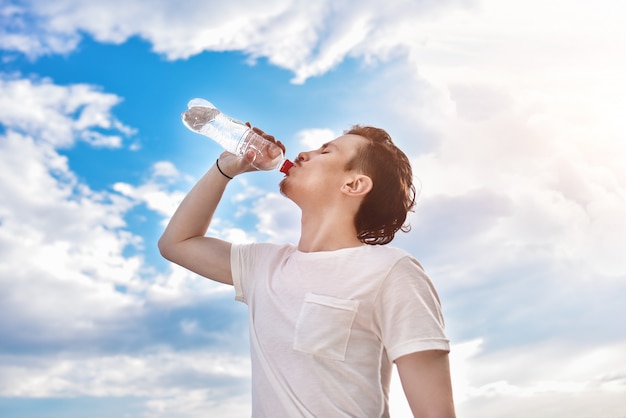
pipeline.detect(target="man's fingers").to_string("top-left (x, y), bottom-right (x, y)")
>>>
top-left (247, 124), bottom-right (286, 152)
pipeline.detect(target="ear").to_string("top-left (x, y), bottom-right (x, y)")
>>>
top-left (341, 174), bottom-right (373, 197)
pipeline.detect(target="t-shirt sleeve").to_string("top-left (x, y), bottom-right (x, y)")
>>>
top-left (372, 256), bottom-right (450, 362)
top-left (230, 242), bottom-right (253, 304)
top-left (231, 242), bottom-right (290, 304)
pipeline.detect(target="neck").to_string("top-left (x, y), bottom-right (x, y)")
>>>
top-left (297, 208), bottom-right (363, 253)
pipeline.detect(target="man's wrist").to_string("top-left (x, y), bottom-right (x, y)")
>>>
top-left (215, 159), bottom-right (233, 180)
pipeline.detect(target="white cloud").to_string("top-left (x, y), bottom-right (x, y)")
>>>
top-left (0, 78), bottom-right (147, 347)
top-left (151, 161), bottom-right (181, 179)
top-left (3, 0), bottom-right (626, 92)
top-left (114, 177), bottom-right (188, 220)
top-left (0, 3), bottom-right (80, 57)
top-left (1, 0), bottom-right (475, 83)
top-left (0, 349), bottom-right (251, 417)
top-left (0, 74), bottom-right (227, 351)
top-left (0, 76), bottom-right (248, 418)
top-left (0, 75), bottom-right (135, 148)
top-left (250, 192), bottom-right (300, 244)
top-left (111, 161), bottom-right (278, 246)
top-left (452, 340), bottom-right (626, 418)
top-left (399, 90), bottom-right (626, 282)
top-left (294, 128), bottom-right (337, 150)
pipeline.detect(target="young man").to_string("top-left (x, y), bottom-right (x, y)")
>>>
top-left (158, 124), bottom-right (456, 417)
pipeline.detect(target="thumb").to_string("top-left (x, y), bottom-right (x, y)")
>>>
top-left (244, 149), bottom-right (257, 165)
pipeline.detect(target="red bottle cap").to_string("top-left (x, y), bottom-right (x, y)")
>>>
top-left (279, 159), bottom-right (294, 174)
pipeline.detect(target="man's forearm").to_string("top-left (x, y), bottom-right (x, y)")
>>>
top-left (157, 151), bottom-right (258, 285)
top-left (158, 162), bottom-right (230, 254)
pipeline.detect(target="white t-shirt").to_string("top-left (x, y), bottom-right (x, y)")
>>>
top-left (231, 243), bottom-right (449, 417)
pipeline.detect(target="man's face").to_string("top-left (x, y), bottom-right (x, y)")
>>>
top-left (279, 134), bottom-right (367, 206)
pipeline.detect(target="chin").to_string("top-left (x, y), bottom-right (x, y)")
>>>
top-left (279, 178), bottom-right (300, 204)
top-left (278, 178), bottom-right (290, 197)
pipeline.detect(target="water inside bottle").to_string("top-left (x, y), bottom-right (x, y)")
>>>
top-left (181, 98), bottom-right (292, 172)
top-left (182, 106), bottom-right (220, 132)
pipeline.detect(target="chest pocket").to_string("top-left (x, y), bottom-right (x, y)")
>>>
top-left (293, 293), bottom-right (359, 361)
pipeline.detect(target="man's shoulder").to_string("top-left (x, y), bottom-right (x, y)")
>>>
top-left (360, 243), bottom-right (412, 259)
top-left (360, 244), bottom-right (425, 272)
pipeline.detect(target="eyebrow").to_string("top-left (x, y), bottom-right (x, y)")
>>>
top-left (321, 142), bottom-right (337, 150)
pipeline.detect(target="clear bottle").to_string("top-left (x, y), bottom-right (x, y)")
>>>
top-left (181, 98), bottom-right (293, 173)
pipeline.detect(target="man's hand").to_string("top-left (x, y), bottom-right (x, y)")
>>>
top-left (216, 123), bottom-right (287, 178)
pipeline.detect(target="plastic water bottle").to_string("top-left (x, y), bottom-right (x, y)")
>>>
top-left (181, 98), bottom-right (293, 173)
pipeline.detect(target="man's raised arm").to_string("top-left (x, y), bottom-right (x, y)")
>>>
top-left (158, 152), bottom-right (253, 285)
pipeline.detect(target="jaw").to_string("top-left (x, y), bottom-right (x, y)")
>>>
top-left (278, 177), bottom-right (290, 197)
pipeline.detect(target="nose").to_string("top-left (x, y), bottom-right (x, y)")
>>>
top-left (296, 151), bottom-right (310, 162)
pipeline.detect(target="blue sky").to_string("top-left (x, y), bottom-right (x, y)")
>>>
top-left (1, 0), bottom-right (625, 417)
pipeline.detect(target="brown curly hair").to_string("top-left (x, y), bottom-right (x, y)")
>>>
top-left (344, 125), bottom-right (416, 245)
